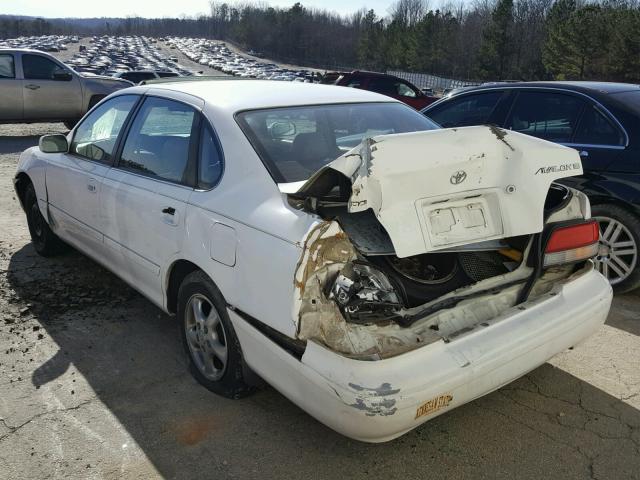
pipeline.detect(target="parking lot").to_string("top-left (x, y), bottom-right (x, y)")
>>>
top-left (0, 121), bottom-right (639, 479)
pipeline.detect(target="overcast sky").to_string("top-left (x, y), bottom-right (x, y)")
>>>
top-left (0, 0), bottom-right (398, 18)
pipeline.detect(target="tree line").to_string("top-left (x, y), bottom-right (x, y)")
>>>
top-left (2, 0), bottom-right (640, 82)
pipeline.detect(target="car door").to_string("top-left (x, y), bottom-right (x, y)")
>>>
top-left (20, 52), bottom-right (83, 120)
top-left (0, 53), bottom-right (23, 121)
top-left (564, 103), bottom-right (626, 172)
top-left (101, 93), bottom-right (201, 305)
top-left (504, 90), bottom-right (609, 166)
top-left (45, 94), bottom-right (140, 256)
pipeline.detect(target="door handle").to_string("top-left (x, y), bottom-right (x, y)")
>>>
top-left (24, 84), bottom-right (40, 90)
top-left (87, 178), bottom-right (97, 193)
top-left (579, 150), bottom-right (589, 158)
top-left (162, 207), bottom-right (176, 215)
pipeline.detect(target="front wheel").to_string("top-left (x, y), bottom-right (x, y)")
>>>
top-left (24, 184), bottom-right (66, 257)
top-left (177, 271), bottom-right (254, 398)
top-left (592, 204), bottom-right (640, 293)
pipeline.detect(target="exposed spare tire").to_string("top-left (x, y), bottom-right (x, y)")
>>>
top-left (368, 253), bottom-right (471, 307)
top-left (368, 251), bottom-right (510, 307)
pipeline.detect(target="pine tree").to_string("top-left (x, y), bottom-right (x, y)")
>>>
top-left (477, 0), bottom-right (515, 80)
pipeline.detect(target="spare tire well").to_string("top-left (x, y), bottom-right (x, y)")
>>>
top-left (166, 260), bottom-right (201, 314)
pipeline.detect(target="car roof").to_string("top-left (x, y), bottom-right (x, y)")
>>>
top-left (0, 48), bottom-right (54, 54)
top-left (448, 81), bottom-right (640, 97)
top-left (136, 79), bottom-right (398, 111)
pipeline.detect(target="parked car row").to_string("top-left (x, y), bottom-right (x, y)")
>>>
top-left (166, 37), bottom-right (316, 82)
top-left (66, 36), bottom-right (191, 77)
top-left (0, 35), bottom-right (79, 52)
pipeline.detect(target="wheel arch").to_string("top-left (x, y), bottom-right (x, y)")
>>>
top-left (13, 171), bottom-right (33, 211)
top-left (587, 195), bottom-right (640, 219)
top-left (165, 259), bottom-right (206, 314)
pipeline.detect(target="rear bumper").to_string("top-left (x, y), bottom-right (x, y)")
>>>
top-left (231, 265), bottom-right (612, 442)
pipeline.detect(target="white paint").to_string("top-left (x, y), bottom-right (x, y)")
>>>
top-left (301, 126), bottom-right (584, 257)
top-left (232, 265), bottom-right (611, 442)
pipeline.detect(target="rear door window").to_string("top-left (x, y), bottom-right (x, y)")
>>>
top-left (119, 97), bottom-right (197, 185)
top-left (0, 54), bottom-right (15, 78)
top-left (574, 106), bottom-right (624, 146)
top-left (506, 91), bottom-right (585, 142)
top-left (426, 92), bottom-right (503, 128)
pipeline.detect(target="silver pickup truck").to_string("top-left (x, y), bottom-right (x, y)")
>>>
top-left (0, 49), bottom-right (132, 129)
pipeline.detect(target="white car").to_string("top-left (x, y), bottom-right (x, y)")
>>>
top-left (14, 80), bottom-right (612, 442)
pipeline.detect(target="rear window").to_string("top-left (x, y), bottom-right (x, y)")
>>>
top-left (237, 102), bottom-right (439, 183)
top-left (506, 91), bottom-right (584, 143)
top-left (426, 91), bottom-right (503, 128)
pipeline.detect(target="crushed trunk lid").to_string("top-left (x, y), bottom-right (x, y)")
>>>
top-left (295, 126), bottom-right (583, 258)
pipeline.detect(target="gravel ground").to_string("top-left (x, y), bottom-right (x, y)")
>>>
top-left (0, 123), bottom-right (639, 480)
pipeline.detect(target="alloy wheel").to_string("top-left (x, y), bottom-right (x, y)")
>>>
top-left (184, 293), bottom-right (228, 381)
top-left (594, 216), bottom-right (638, 285)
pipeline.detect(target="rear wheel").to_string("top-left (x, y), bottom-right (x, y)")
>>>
top-left (177, 271), bottom-right (254, 398)
top-left (24, 183), bottom-right (66, 257)
top-left (592, 204), bottom-right (640, 293)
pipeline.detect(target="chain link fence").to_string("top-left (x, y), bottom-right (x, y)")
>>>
top-left (387, 70), bottom-right (480, 91)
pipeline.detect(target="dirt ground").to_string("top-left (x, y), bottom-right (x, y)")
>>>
top-left (0, 123), bottom-right (639, 480)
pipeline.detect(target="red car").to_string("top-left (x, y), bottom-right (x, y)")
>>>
top-left (321, 70), bottom-right (437, 110)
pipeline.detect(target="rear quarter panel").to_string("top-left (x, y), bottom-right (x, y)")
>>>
top-left (168, 103), bottom-right (319, 337)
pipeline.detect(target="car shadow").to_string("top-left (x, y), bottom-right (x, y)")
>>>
top-left (606, 290), bottom-right (640, 337)
top-left (4, 244), bottom-right (640, 479)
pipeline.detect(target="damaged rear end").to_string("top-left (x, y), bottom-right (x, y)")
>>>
top-left (288, 126), bottom-right (603, 359)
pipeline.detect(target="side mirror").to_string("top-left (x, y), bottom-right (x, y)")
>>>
top-left (52, 71), bottom-right (73, 81)
top-left (39, 134), bottom-right (69, 153)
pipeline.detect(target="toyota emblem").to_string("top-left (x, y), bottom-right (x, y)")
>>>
top-left (450, 170), bottom-right (467, 185)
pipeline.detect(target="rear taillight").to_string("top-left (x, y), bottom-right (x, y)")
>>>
top-left (543, 220), bottom-right (600, 267)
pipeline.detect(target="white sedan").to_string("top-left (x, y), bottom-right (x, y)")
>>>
top-left (14, 80), bottom-right (612, 442)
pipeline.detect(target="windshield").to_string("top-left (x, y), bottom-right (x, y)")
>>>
top-left (237, 102), bottom-right (439, 183)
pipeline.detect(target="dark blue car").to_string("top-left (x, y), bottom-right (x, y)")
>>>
top-left (423, 82), bottom-right (640, 292)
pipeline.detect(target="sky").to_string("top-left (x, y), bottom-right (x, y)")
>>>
top-left (0, 0), bottom-right (398, 19)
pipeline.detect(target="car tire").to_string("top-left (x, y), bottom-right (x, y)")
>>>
top-left (24, 183), bottom-right (67, 257)
top-left (368, 254), bottom-right (473, 307)
top-left (592, 204), bottom-right (640, 293)
top-left (177, 270), bottom-right (254, 399)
